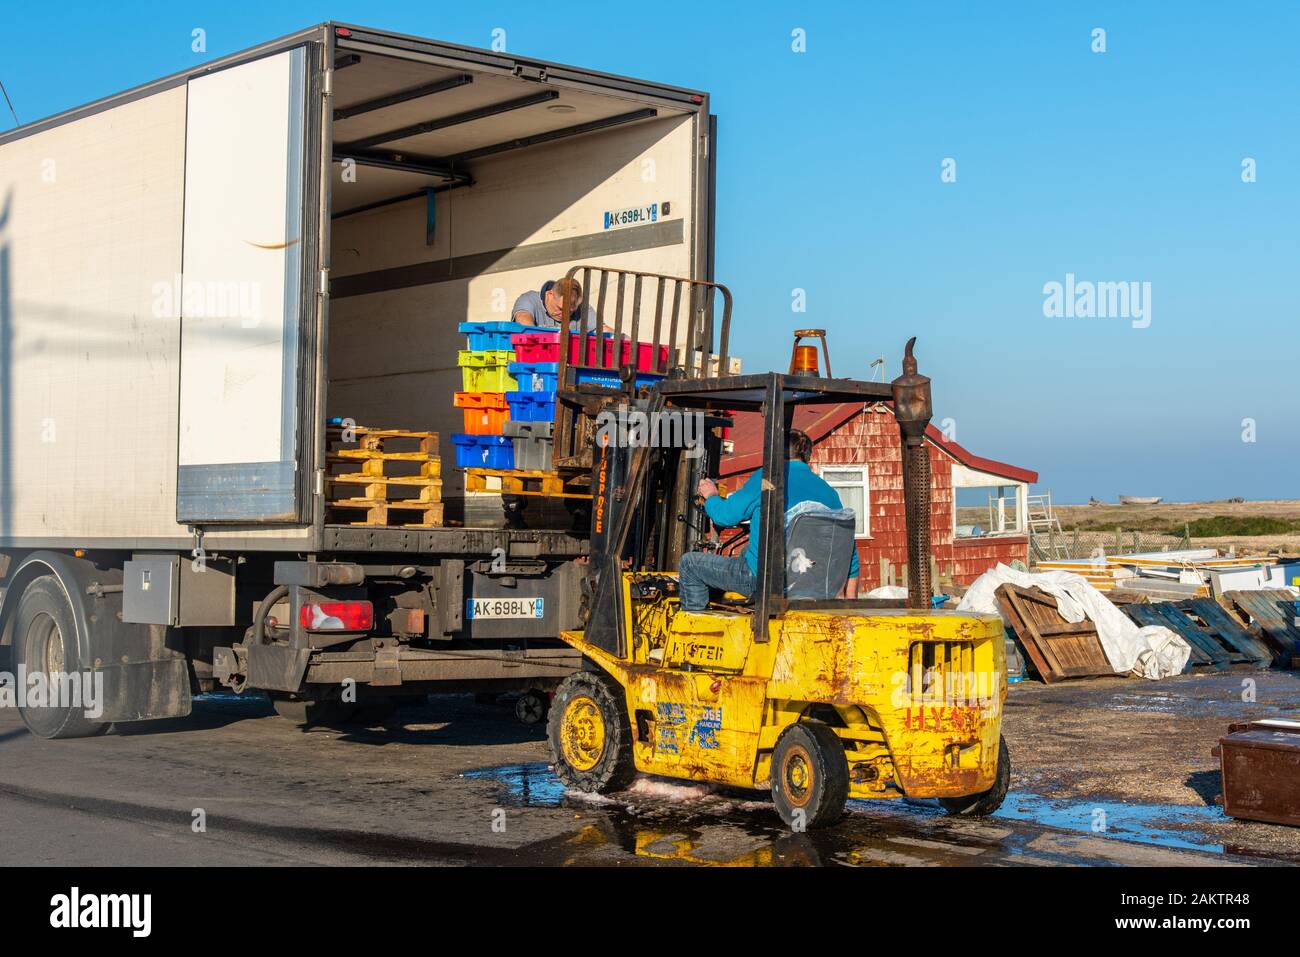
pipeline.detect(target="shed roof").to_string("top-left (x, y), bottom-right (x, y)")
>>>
top-left (719, 401), bottom-right (1038, 484)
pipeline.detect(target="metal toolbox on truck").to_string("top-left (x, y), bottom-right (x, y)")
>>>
top-left (1213, 718), bottom-right (1300, 826)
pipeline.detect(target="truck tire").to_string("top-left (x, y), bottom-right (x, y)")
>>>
top-left (771, 721), bottom-right (849, 830)
top-left (11, 576), bottom-right (109, 740)
top-left (514, 689), bottom-right (550, 725)
top-left (939, 736), bottom-right (1011, 816)
top-left (548, 670), bottom-right (635, 794)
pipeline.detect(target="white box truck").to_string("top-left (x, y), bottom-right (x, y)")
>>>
top-left (0, 22), bottom-right (725, 734)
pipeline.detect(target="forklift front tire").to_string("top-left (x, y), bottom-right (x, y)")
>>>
top-left (548, 670), bottom-right (636, 794)
top-left (939, 736), bottom-right (1011, 816)
top-left (771, 721), bottom-right (849, 830)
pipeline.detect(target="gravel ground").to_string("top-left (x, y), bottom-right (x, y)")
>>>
top-left (1002, 670), bottom-right (1300, 860)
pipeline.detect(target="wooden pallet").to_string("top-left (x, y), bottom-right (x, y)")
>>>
top-left (328, 499), bottom-right (445, 528)
top-left (1122, 599), bottom-right (1271, 671)
top-left (1223, 589), bottom-right (1300, 663)
top-left (326, 425), bottom-right (438, 450)
top-left (464, 468), bottom-right (591, 499)
top-left (994, 584), bottom-right (1117, 683)
top-left (326, 426), bottom-right (443, 526)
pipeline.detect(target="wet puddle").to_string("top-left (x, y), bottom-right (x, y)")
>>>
top-left (460, 761), bottom-right (1243, 863)
top-left (990, 793), bottom-right (1223, 852)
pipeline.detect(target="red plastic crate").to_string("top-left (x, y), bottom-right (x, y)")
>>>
top-left (510, 332), bottom-right (668, 371)
top-left (619, 339), bottom-right (670, 373)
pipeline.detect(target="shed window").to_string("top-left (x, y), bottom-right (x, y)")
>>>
top-left (820, 467), bottom-right (870, 537)
top-left (955, 484), bottom-right (1022, 537)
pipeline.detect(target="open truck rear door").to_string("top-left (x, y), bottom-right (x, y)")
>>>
top-left (176, 44), bottom-right (321, 523)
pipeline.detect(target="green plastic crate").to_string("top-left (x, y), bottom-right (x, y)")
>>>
top-left (458, 350), bottom-right (518, 392)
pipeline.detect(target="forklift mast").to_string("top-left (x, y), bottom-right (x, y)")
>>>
top-left (578, 339), bottom-right (936, 657)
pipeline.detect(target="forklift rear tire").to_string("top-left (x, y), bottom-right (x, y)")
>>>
top-left (939, 736), bottom-right (1011, 816)
top-left (771, 721), bottom-right (849, 830)
top-left (548, 670), bottom-right (635, 794)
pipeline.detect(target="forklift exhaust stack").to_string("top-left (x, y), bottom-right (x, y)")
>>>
top-left (891, 337), bottom-right (933, 610)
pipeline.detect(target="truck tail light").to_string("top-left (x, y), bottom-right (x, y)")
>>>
top-left (300, 601), bottom-right (373, 632)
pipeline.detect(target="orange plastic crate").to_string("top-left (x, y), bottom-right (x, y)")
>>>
top-left (454, 392), bottom-right (510, 435)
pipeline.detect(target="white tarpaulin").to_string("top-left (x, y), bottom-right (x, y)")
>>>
top-left (956, 564), bottom-right (1191, 680)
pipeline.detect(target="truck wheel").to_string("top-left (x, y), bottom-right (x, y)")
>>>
top-left (12, 576), bottom-right (109, 740)
top-left (515, 689), bottom-right (549, 726)
top-left (939, 736), bottom-right (1011, 816)
top-left (548, 671), bottom-right (635, 793)
top-left (771, 721), bottom-right (849, 830)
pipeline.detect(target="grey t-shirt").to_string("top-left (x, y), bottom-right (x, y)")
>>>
top-left (512, 285), bottom-right (597, 333)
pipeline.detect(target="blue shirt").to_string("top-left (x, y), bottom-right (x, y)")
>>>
top-left (704, 460), bottom-right (861, 578)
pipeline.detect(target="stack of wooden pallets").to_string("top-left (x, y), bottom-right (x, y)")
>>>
top-left (325, 425), bottom-right (443, 527)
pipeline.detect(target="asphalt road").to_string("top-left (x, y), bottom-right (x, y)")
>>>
top-left (0, 691), bottom-right (1271, 867)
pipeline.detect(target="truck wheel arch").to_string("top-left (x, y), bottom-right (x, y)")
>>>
top-left (0, 551), bottom-right (92, 665)
top-left (0, 550), bottom-right (193, 724)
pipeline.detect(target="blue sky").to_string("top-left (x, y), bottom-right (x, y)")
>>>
top-left (2, 1), bottom-right (1295, 502)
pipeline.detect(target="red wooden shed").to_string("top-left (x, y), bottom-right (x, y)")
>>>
top-left (718, 401), bottom-right (1038, 591)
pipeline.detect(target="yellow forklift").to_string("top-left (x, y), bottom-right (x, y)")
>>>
top-left (548, 339), bottom-right (1010, 829)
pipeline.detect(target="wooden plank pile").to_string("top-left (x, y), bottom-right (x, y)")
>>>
top-left (326, 425), bottom-right (444, 527)
top-left (1222, 589), bottom-right (1300, 667)
top-left (1123, 598), bottom-right (1272, 671)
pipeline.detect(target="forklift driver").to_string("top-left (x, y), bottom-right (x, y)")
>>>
top-left (679, 429), bottom-right (860, 610)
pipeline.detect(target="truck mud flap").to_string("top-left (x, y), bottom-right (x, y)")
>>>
top-left (99, 659), bottom-right (193, 723)
top-left (246, 643), bottom-right (312, 693)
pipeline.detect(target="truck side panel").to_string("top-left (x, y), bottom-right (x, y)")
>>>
top-left (0, 61), bottom-right (318, 548)
top-left (0, 87), bottom-right (188, 543)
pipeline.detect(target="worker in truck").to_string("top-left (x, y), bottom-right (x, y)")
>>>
top-left (513, 276), bottom-right (618, 334)
top-left (513, 277), bottom-right (596, 332)
top-left (678, 429), bottom-right (861, 610)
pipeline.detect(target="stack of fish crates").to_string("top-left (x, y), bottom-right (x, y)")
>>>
top-left (452, 321), bottom-right (526, 470)
top-left (453, 323), bottom-right (674, 479)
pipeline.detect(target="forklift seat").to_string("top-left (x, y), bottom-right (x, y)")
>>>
top-left (784, 501), bottom-right (857, 600)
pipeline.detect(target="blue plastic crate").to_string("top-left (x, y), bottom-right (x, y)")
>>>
top-left (458, 321), bottom-right (531, 352)
top-left (452, 433), bottom-right (514, 469)
top-left (506, 391), bottom-right (557, 422)
top-left (574, 368), bottom-right (666, 390)
top-left (508, 361), bottom-right (560, 392)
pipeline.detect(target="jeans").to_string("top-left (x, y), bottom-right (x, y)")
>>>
top-left (678, 552), bottom-right (756, 611)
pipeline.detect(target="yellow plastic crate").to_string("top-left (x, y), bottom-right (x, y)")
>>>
top-left (458, 350), bottom-right (517, 392)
